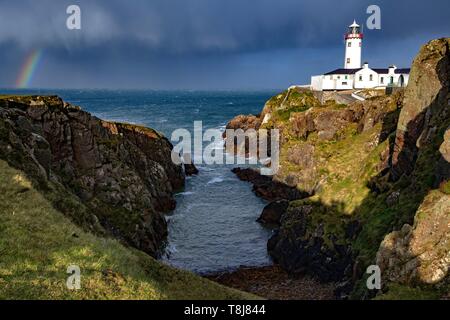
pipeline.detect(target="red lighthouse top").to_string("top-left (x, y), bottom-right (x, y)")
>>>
top-left (345, 20), bottom-right (363, 39)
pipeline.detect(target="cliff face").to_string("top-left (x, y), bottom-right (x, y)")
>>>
top-left (226, 38), bottom-right (450, 298)
top-left (376, 38), bottom-right (450, 291)
top-left (0, 95), bottom-right (184, 257)
top-left (391, 38), bottom-right (450, 181)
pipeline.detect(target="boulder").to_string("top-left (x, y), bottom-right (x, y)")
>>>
top-left (377, 191), bottom-right (450, 285)
top-left (257, 200), bottom-right (289, 226)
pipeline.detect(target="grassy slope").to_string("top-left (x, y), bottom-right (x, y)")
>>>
top-left (0, 159), bottom-right (256, 300)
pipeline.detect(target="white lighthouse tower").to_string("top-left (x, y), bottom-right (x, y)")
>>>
top-left (344, 20), bottom-right (363, 69)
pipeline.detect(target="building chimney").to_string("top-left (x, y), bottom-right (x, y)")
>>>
top-left (389, 65), bottom-right (397, 72)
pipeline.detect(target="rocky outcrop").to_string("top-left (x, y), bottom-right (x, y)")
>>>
top-left (224, 114), bottom-right (261, 133)
top-left (232, 167), bottom-right (308, 201)
top-left (377, 190), bottom-right (449, 285)
top-left (391, 38), bottom-right (450, 180)
top-left (257, 200), bottom-right (289, 226)
top-left (375, 39), bottom-right (450, 292)
top-left (0, 95), bottom-right (186, 257)
top-left (267, 204), bottom-right (353, 282)
top-left (437, 127), bottom-right (450, 185)
top-left (223, 114), bottom-right (262, 157)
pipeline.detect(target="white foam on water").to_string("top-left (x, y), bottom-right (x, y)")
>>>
top-left (178, 191), bottom-right (194, 196)
top-left (207, 176), bottom-right (224, 185)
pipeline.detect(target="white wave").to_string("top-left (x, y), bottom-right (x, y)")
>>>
top-left (165, 243), bottom-right (178, 254)
top-left (199, 166), bottom-right (216, 172)
top-left (178, 191), bottom-right (194, 196)
top-left (207, 177), bottom-right (224, 185)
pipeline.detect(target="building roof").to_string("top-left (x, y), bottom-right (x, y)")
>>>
top-left (324, 67), bottom-right (410, 76)
top-left (372, 68), bottom-right (411, 74)
top-left (395, 68), bottom-right (411, 74)
top-left (324, 68), bottom-right (361, 75)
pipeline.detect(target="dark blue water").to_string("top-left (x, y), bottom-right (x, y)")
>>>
top-left (2, 89), bottom-right (277, 274)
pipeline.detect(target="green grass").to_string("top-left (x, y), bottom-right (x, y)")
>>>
top-left (375, 284), bottom-right (442, 300)
top-left (274, 106), bottom-right (311, 122)
top-left (0, 159), bottom-right (257, 300)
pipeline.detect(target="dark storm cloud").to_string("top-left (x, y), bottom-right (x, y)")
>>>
top-left (0, 0), bottom-right (449, 89)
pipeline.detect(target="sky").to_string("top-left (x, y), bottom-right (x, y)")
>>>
top-left (0, 0), bottom-right (449, 90)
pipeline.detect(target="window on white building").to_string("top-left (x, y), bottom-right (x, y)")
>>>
top-left (370, 75), bottom-right (373, 81)
top-left (381, 77), bottom-right (384, 84)
top-left (348, 42), bottom-right (351, 47)
top-left (359, 75), bottom-right (363, 81)
top-left (347, 58), bottom-right (350, 64)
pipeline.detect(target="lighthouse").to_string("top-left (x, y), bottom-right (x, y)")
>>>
top-left (344, 20), bottom-right (363, 69)
top-left (310, 20), bottom-right (410, 91)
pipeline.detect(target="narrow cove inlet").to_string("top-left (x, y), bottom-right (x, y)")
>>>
top-left (59, 89), bottom-right (277, 274)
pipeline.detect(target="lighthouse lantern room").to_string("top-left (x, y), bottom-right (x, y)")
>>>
top-left (344, 20), bottom-right (363, 69)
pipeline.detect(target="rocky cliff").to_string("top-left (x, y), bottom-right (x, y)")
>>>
top-left (375, 38), bottom-right (450, 295)
top-left (0, 95), bottom-right (185, 257)
top-left (226, 38), bottom-right (450, 299)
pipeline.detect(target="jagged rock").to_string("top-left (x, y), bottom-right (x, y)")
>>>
top-left (184, 163), bottom-right (199, 176)
top-left (232, 167), bottom-right (308, 201)
top-left (0, 95), bottom-right (185, 257)
top-left (314, 109), bottom-right (355, 141)
top-left (377, 191), bottom-right (450, 285)
top-left (224, 114), bottom-right (261, 134)
top-left (437, 127), bottom-right (450, 185)
top-left (257, 200), bottom-right (289, 226)
top-left (287, 144), bottom-right (315, 168)
top-left (289, 111), bottom-right (315, 139)
top-left (386, 191), bottom-right (401, 207)
top-left (375, 39), bottom-right (450, 292)
top-left (267, 204), bottom-right (353, 282)
top-left (391, 38), bottom-right (450, 180)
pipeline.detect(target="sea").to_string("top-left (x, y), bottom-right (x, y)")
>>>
top-left (2, 89), bottom-right (279, 274)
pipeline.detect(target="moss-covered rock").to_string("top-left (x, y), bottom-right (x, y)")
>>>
top-left (0, 95), bottom-right (185, 257)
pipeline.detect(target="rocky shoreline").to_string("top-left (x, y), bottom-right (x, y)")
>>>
top-left (206, 265), bottom-right (336, 300)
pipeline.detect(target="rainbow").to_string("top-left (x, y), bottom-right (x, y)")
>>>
top-left (16, 49), bottom-right (43, 89)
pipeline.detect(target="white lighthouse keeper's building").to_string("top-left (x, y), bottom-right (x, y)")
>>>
top-left (310, 20), bottom-right (410, 91)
